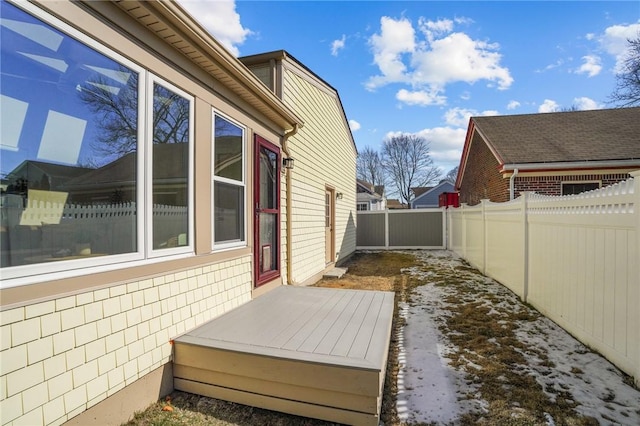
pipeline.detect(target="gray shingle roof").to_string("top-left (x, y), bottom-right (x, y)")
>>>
top-left (471, 107), bottom-right (640, 165)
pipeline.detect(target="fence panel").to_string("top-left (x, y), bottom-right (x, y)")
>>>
top-left (356, 212), bottom-right (386, 248)
top-left (356, 209), bottom-right (445, 250)
top-left (484, 198), bottom-right (526, 299)
top-left (446, 172), bottom-right (640, 385)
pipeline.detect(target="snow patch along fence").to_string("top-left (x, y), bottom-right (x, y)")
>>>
top-left (447, 171), bottom-right (640, 386)
top-left (356, 208), bottom-right (446, 250)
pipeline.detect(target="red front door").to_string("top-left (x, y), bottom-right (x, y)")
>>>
top-left (254, 135), bottom-right (281, 287)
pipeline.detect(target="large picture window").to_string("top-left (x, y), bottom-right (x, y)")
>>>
top-left (212, 113), bottom-right (245, 248)
top-left (0, 2), bottom-right (193, 284)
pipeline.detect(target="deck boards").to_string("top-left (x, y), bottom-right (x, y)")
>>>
top-left (173, 285), bottom-right (395, 425)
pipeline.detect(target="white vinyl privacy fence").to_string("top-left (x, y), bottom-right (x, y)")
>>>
top-left (356, 208), bottom-right (446, 249)
top-left (447, 171), bottom-right (640, 386)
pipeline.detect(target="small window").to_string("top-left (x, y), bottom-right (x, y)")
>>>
top-left (561, 182), bottom-right (600, 195)
top-left (212, 113), bottom-right (245, 248)
top-left (357, 203), bottom-right (369, 211)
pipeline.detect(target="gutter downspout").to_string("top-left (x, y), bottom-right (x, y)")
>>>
top-left (282, 124), bottom-right (299, 285)
top-left (509, 168), bottom-right (519, 200)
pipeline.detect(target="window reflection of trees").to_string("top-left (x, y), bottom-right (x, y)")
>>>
top-left (79, 70), bottom-right (139, 164)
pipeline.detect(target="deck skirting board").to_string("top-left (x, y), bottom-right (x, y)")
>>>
top-left (174, 378), bottom-right (380, 426)
top-left (173, 286), bottom-right (395, 425)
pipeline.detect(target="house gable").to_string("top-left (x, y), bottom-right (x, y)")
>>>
top-left (458, 130), bottom-right (508, 205)
top-left (457, 108), bottom-right (640, 204)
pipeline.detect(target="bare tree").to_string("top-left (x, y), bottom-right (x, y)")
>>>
top-left (444, 166), bottom-right (459, 184)
top-left (357, 145), bottom-right (386, 187)
top-left (79, 69), bottom-right (190, 167)
top-left (382, 134), bottom-right (441, 207)
top-left (609, 35), bottom-right (640, 107)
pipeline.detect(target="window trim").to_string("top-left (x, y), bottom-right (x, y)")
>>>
top-left (211, 110), bottom-right (247, 251)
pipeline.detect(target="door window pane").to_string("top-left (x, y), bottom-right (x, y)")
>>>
top-left (152, 83), bottom-right (190, 250)
top-left (1, 2), bottom-right (139, 268)
top-left (259, 213), bottom-right (277, 273)
top-left (259, 147), bottom-right (277, 210)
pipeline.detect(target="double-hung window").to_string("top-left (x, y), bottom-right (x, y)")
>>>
top-left (212, 113), bottom-right (245, 249)
top-left (0, 1), bottom-right (193, 285)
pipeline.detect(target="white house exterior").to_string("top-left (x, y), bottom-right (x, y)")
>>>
top-left (356, 180), bottom-right (386, 211)
top-left (242, 51), bottom-right (358, 285)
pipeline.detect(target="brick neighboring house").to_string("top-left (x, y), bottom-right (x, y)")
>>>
top-left (456, 107), bottom-right (640, 205)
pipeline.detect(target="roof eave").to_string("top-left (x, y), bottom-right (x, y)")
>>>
top-left (112, 0), bottom-right (303, 131)
top-left (500, 159), bottom-right (640, 173)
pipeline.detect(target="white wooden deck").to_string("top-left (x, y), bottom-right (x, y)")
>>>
top-left (173, 285), bottom-right (395, 426)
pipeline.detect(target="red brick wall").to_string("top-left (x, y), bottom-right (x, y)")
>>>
top-left (459, 134), bottom-right (509, 205)
top-left (514, 173), bottom-right (631, 197)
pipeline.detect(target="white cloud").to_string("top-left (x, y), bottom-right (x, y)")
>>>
top-left (572, 97), bottom-right (601, 110)
top-left (538, 99), bottom-right (560, 113)
top-left (349, 119), bottom-right (361, 131)
top-left (366, 16), bottom-right (513, 101)
top-left (444, 107), bottom-right (498, 128)
top-left (418, 17), bottom-right (454, 42)
top-left (575, 55), bottom-right (602, 77)
top-left (331, 35), bottom-right (346, 56)
top-left (536, 59), bottom-right (564, 73)
top-left (396, 88), bottom-right (446, 106)
top-left (178, 0), bottom-right (251, 56)
top-left (507, 100), bottom-right (521, 110)
top-left (367, 16), bottom-right (416, 87)
top-left (597, 22), bottom-right (640, 73)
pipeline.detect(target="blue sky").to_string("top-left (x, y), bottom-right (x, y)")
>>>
top-left (179, 0), bottom-right (640, 174)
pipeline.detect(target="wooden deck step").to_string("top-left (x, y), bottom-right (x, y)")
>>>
top-left (173, 285), bottom-right (395, 426)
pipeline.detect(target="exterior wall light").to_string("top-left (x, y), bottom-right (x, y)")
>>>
top-left (282, 157), bottom-right (294, 169)
top-left (336, 192), bottom-right (343, 200)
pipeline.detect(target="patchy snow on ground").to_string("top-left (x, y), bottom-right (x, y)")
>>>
top-left (396, 250), bottom-right (640, 425)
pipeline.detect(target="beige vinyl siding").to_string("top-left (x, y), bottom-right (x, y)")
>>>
top-left (282, 68), bottom-right (357, 283)
top-left (248, 65), bottom-right (272, 89)
top-left (0, 257), bottom-right (252, 425)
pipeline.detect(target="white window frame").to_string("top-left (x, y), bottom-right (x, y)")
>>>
top-left (1, 1), bottom-right (194, 287)
top-left (146, 76), bottom-right (195, 258)
top-left (560, 180), bottom-right (601, 196)
top-left (357, 203), bottom-right (369, 211)
top-left (211, 110), bottom-right (247, 251)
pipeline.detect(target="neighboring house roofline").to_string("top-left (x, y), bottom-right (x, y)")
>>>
top-left (357, 179), bottom-right (384, 196)
top-left (411, 181), bottom-right (454, 205)
top-left (456, 107), bottom-right (640, 190)
top-left (501, 159), bottom-right (640, 173)
top-left (110, 1), bottom-right (303, 133)
top-left (240, 50), bottom-right (357, 156)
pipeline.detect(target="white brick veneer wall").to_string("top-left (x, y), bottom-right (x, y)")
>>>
top-left (0, 255), bottom-right (252, 426)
